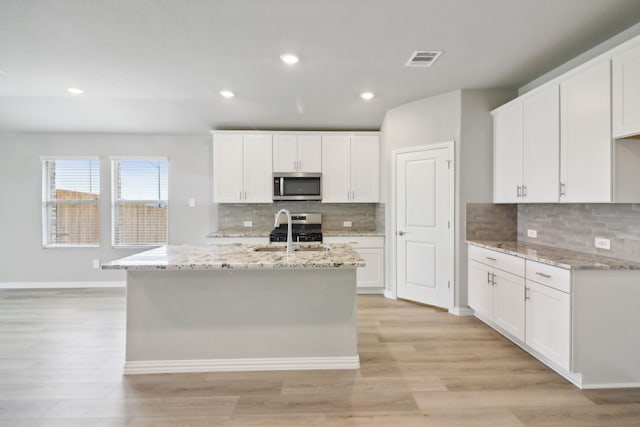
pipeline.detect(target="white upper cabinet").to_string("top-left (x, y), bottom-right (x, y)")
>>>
top-left (493, 100), bottom-right (523, 203)
top-left (212, 133), bottom-right (273, 203)
top-left (493, 84), bottom-right (559, 203)
top-left (522, 85), bottom-right (560, 203)
top-left (613, 40), bottom-right (640, 138)
top-left (322, 134), bottom-right (379, 203)
top-left (560, 60), bottom-right (612, 202)
top-left (273, 134), bottom-right (321, 173)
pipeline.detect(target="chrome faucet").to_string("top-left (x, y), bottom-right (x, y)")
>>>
top-left (274, 208), bottom-right (293, 255)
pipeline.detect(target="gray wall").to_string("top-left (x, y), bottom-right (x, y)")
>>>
top-left (379, 89), bottom-right (514, 310)
top-left (0, 134), bottom-right (212, 284)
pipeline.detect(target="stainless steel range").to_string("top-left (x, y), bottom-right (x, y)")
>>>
top-left (269, 212), bottom-right (322, 243)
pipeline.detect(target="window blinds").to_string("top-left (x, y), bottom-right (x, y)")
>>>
top-left (42, 159), bottom-right (100, 247)
top-left (112, 159), bottom-right (168, 246)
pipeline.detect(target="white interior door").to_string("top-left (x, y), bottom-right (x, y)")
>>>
top-left (396, 145), bottom-right (451, 308)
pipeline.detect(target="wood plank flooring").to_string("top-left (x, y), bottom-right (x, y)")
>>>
top-left (1, 288), bottom-right (639, 426)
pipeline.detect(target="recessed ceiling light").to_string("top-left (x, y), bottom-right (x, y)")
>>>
top-left (220, 90), bottom-right (234, 99)
top-left (280, 53), bottom-right (299, 65)
top-left (360, 92), bottom-right (375, 101)
top-left (67, 87), bottom-right (84, 95)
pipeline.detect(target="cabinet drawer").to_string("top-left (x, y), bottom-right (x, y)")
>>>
top-left (468, 245), bottom-right (525, 276)
top-left (526, 260), bottom-right (571, 293)
top-left (324, 236), bottom-right (384, 249)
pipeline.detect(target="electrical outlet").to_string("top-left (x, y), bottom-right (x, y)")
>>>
top-left (92, 259), bottom-right (100, 269)
top-left (595, 237), bottom-right (611, 250)
top-left (343, 221), bottom-right (352, 227)
top-left (527, 229), bottom-right (537, 238)
top-left (188, 197), bottom-right (196, 207)
top-left (243, 221), bottom-right (253, 227)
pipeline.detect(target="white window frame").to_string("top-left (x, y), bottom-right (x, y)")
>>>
top-left (110, 156), bottom-right (169, 248)
top-left (41, 156), bottom-right (101, 248)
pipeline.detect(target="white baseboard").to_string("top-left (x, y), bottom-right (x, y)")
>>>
top-left (449, 306), bottom-right (474, 316)
top-left (357, 287), bottom-right (385, 295)
top-left (579, 381), bottom-right (640, 389)
top-left (383, 290), bottom-right (396, 299)
top-left (124, 355), bottom-right (361, 375)
top-left (0, 281), bottom-right (126, 289)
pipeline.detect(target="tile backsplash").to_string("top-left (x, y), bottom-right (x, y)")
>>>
top-left (466, 203), bottom-right (517, 241)
top-left (518, 204), bottom-right (640, 262)
top-left (217, 202), bottom-right (381, 232)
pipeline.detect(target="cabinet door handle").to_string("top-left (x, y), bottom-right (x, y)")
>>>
top-left (298, 160), bottom-right (301, 170)
top-left (523, 185), bottom-right (527, 197)
top-left (517, 185), bottom-right (522, 198)
top-left (535, 272), bottom-right (551, 279)
top-left (293, 161), bottom-right (297, 170)
top-left (492, 273), bottom-right (496, 285)
top-left (239, 190), bottom-right (242, 200)
top-left (560, 181), bottom-right (566, 196)
top-left (525, 287), bottom-right (531, 300)
top-left (485, 256), bottom-right (497, 262)
top-left (487, 271), bottom-right (492, 284)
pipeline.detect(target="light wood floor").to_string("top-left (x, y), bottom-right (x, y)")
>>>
top-left (1, 288), bottom-right (639, 426)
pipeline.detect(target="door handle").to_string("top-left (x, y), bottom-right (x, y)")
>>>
top-left (517, 185), bottom-right (522, 198)
top-left (397, 231), bottom-right (406, 236)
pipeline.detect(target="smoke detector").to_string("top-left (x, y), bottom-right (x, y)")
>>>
top-left (405, 51), bottom-right (443, 67)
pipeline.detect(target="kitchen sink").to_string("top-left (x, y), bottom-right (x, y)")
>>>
top-left (253, 245), bottom-right (331, 252)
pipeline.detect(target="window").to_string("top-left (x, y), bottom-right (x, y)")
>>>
top-left (42, 158), bottom-right (100, 247)
top-left (112, 158), bottom-right (168, 247)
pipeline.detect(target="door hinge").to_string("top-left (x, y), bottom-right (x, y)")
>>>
top-left (447, 280), bottom-right (450, 289)
top-left (446, 160), bottom-right (451, 169)
top-left (447, 221), bottom-right (450, 229)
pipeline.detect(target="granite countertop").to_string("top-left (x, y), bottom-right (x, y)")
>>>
top-left (468, 240), bottom-right (640, 270)
top-left (206, 230), bottom-right (385, 238)
top-left (102, 243), bottom-right (365, 271)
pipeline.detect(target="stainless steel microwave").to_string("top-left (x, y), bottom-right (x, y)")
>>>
top-left (273, 173), bottom-right (322, 201)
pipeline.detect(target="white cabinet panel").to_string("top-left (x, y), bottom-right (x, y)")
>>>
top-left (561, 60), bottom-right (612, 202)
top-left (321, 135), bottom-right (351, 202)
top-left (297, 135), bottom-right (322, 172)
top-left (356, 248), bottom-right (384, 288)
top-left (522, 85), bottom-right (560, 203)
top-left (272, 134), bottom-right (298, 172)
top-left (212, 134), bottom-right (244, 203)
top-left (613, 40), bottom-right (640, 138)
top-left (526, 280), bottom-right (571, 371)
top-left (493, 100), bottom-right (523, 203)
top-left (468, 260), bottom-right (493, 320)
top-left (273, 134), bottom-right (321, 173)
top-left (493, 269), bottom-right (525, 341)
top-left (212, 133), bottom-right (272, 203)
top-left (350, 135), bottom-right (380, 202)
top-left (322, 134), bottom-right (379, 203)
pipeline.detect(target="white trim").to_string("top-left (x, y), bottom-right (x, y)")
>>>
top-left (124, 356), bottom-right (360, 375)
top-left (356, 287), bottom-right (385, 295)
top-left (108, 155), bottom-right (169, 161)
top-left (0, 281), bottom-right (125, 289)
top-left (449, 306), bottom-right (474, 316)
top-left (579, 381), bottom-right (640, 390)
top-left (384, 290), bottom-right (396, 299)
top-left (40, 155), bottom-right (100, 160)
top-left (390, 142), bottom-right (456, 310)
top-left (210, 130), bottom-right (379, 137)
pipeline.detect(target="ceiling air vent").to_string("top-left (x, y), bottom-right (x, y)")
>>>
top-left (405, 51), bottom-right (443, 67)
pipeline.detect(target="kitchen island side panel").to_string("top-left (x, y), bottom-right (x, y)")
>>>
top-left (125, 269), bottom-right (358, 363)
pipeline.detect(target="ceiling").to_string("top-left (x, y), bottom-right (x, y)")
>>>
top-left (1, 0), bottom-right (640, 135)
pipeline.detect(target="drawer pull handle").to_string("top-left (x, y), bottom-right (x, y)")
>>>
top-left (535, 272), bottom-right (552, 279)
top-left (525, 287), bottom-right (531, 300)
top-left (486, 257), bottom-right (497, 261)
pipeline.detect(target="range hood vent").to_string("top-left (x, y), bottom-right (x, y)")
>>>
top-left (405, 51), bottom-right (443, 67)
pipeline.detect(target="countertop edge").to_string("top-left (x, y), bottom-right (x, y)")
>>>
top-left (467, 240), bottom-right (640, 271)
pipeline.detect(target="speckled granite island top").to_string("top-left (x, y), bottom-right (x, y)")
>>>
top-left (102, 243), bottom-right (365, 271)
top-left (468, 240), bottom-right (640, 270)
top-left (205, 230), bottom-right (384, 238)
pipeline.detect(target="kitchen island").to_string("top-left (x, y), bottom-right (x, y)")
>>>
top-left (102, 243), bottom-right (364, 374)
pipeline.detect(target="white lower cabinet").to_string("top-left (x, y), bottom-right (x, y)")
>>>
top-left (468, 243), bottom-right (640, 389)
top-left (468, 258), bottom-right (525, 341)
top-left (324, 236), bottom-right (384, 293)
top-left (525, 280), bottom-right (571, 371)
top-left (468, 244), bottom-right (570, 372)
